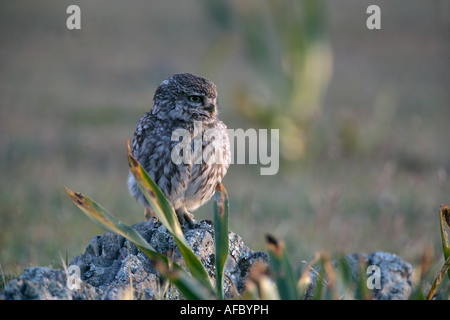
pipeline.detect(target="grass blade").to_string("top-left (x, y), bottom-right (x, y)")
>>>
top-left (244, 261), bottom-right (280, 300)
top-left (127, 141), bottom-right (184, 240)
top-left (321, 252), bottom-right (339, 300)
top-left (312, 263), bottom-right (326, 300)
top-left (426, 255), bottom-right (450, 300)
top-left (265, 234), bottom-right (298, 300)
top-left (64, 187), bottom-right (213, 299)
top-left (439, 203), bottom-right (450, 279)
top-left (154, 260), bottom-right (216, 300)
top-left (126, 140), bottom-right (214, 293)
top-left (65, 187), bottom-right (154, 252)
top-left (297, 253), bottom-right (321, 299)
top-left (213, 183), bottom-right (229, 299)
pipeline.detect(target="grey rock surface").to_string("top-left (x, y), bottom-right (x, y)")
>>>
top-left (366, 251), bottom-right (414, 300)
top-left (306, 251), bottom-right (414, 300)
top-left (0, 267), bottom-right (98, 300)
top-left (1, 219), bottom-right (268, 300)
top-left (1, 219), bottom-right (414, 300)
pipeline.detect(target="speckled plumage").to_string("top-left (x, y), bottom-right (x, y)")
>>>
top-left (128, 73), bottom-right (230, 225)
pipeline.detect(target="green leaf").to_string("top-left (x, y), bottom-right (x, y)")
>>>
top-left (65, 187), bottom-right (155, 252)
top-left (312, 263), bottom-right (325, 300)
top-left (64, 187), bottom-right (213, 299)
top-left (154, 259), bottom-right (216, 300)
top-left (265, 234), bottom-right (298, 300)
top-left (426, 255), bottom-right (450, 300)
top-left (213, 183), bottom-right (229, 299)
top-left (353, 257), bottom-right (371, 300)
top-left (439, 203), bottom-right (450, 279)
top-left (126, 140), bottom-right (214, 293)
top-left (127, 142), bottom-right (184, 240)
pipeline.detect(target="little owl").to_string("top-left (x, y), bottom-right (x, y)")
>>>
top-left (128, 73), bottom-right (231, 226)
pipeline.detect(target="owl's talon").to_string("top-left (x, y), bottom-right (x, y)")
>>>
top-left (176, 208), bottom-right (196, 228)
top-left (183, 213), bottom-right (196, 229)
top-left (149, 216), bottom-right (159, 225)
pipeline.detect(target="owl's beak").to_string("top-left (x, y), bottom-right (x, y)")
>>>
top-left (204, 103), bottom-right (215, 114)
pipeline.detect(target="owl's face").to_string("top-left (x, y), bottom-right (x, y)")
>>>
top-left (151, 73), bottom-right (219, 122)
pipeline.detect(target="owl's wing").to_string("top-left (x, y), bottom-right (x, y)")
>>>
top-left (132, 111), bottom-right (155, 155)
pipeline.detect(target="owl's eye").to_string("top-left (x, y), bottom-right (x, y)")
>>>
top-left (188, 95), bottom-right (202, 103)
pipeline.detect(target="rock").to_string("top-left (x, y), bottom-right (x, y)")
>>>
top-left (305, 251), bottom-right (414, 300)
top-left (366, 251), bottom-right (414, 300)
top-left (0, 267), bottom-right (98, 300)
top-left (1, 219), bottom-right (268, 300)
top-left (0, 219), bottom-right (414, 300)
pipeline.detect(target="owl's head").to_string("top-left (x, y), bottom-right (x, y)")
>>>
top-left (151, 73), bottom-right (219, 122)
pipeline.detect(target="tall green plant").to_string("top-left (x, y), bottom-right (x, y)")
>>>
top-left (64, 187), bottom-right (214, 299)
top-left (213, 183), bottom-right (229, 299)
top-left (200, 0), bottom-right (332, 161)
top-left (265, 234), bottom-right (298, 300)
top-left (426, 203), bottom-right (450, 300)
top-left (439, 203), bottom-right (450, 278)
top-left (126, 141), bottom-right (213, 292)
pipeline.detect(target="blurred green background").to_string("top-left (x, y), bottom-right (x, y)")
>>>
top-left (0, 0), bottom-right (449, 281)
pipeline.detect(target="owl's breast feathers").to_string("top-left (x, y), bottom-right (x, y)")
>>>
top-left (130, 114), bottom-right (230, 211)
